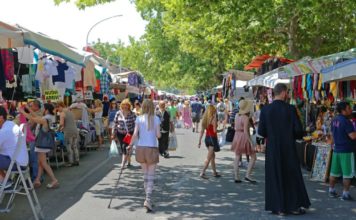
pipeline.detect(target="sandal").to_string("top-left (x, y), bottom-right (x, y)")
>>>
top-left (33, 181), bottom-right (41, 188)
top-left (200, 173), bottom-right (209, 179)
top-left (244, 177), bottom-right (257, 184)
top-left (213, 173), bottom-right (221, 178)
top-left (234, 179), bottom-right (242, 183)
top-left (290, 208), bottom-right (306, 215)
top-left (46, 181), bottom-right (59, 189)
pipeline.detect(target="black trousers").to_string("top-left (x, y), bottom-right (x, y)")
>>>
top-left (158, 132), bottom-right (169, 155)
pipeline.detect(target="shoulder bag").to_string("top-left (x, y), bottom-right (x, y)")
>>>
top-left (35, 119), bottom-right (55, 149)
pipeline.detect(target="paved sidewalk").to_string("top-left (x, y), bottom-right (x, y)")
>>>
top-left (1, 128), bottom-right (355, 220)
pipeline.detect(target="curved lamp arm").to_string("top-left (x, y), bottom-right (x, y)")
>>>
top-left (86, 14), bottom-right (123, 46)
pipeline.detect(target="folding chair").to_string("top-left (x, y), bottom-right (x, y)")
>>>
top-left (0, 124), bottom-right (44, 220)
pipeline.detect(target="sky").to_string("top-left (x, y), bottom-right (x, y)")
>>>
top-left (0, 0), bottom-right (147, 49)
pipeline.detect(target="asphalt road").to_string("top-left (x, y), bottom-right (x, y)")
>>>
top-left (1, 127), bottom-right (356, 220)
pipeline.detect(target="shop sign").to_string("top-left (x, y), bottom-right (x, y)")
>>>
top-left (44, 90), bottom-right (59, 101)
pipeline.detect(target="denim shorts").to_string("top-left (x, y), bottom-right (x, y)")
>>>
top-left (0, 154), bottom-right (27, 171)
top-left (0, 154), bottom-right (11, 170)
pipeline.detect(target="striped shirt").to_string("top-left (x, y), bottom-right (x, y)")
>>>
top-left (113, 110), bottom-right (136, 134)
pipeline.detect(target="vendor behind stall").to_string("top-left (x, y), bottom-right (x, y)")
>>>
top-left (329, 102), bottom-right (356, 201)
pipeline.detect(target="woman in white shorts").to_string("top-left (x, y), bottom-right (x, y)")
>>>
top-left (127, 99), bottom-right (161, 212)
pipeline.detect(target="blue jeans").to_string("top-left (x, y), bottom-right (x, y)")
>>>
top-left (29, 142), bottom-right (39, 181)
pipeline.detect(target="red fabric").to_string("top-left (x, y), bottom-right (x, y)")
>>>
top-left (94, 79), bottom-right (100, 93)
top-left (206, 124), bottom-right (217, 137)
top-left (244, 55), bottom-right (295, 70)
top-left (350, 80), bottom-right (356, 98)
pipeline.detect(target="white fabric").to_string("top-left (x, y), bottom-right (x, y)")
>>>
top-left (17, 46), bottom-right (35, 64)
top-left (21, 74), bottom-right (33, 93)
top-left (68, 63), bottom-right (82, 82)
top-left (136, 115), bottom-right (160, 148)
top-left (64, 66), bottom-right (76, 89)
top-left (0, 121), bottom-right (29, 166)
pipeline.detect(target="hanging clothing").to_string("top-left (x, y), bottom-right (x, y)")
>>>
top-left (16, 46), bottom-right (35, 64)
top-left (0, 49), bottom-right (15, 82)
top-left (100, 71), bottom-right (112, 95)
top-left (0, 52), bottom-right (6, 91)
top-left (259, 100), bottom-right (310, 213)
top-left (64, 66), bottom-right (76, 90)
top-left (21, 74), bottom-right (33, 93)
top-left (83, 61), bottom-right (96, 87)
top-left (52, 62), bottom-right (68, 83)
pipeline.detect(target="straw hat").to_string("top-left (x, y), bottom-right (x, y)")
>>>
top-left (239, 100), bottom-right (253, 115)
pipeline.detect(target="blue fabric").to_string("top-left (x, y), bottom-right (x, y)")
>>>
top-left (29, 142), bottom-right (38, 180)
top-left (191, 101), bottom-right (202, 113)
top-left (52, 62), bottom-right (68, 83)
top-left (108, 110), bottom-right (118, 123)
top-left (332, 115), bottom-right (356, 153)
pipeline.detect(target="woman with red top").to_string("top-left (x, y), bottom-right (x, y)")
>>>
top-left (231, 100), bottom-right (257, 184)
top-left (198, 105), bottom-right (221, 179)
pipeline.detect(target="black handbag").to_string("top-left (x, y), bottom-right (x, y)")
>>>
top-left (35, 119), bottom-right (55, 149)
top-left (225, 127), bottom-right (235, 142)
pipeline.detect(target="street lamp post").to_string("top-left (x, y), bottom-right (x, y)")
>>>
top-left (86, 14), bottom-right (123, 46)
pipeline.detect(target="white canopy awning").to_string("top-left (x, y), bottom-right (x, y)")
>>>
top-left (17, 25), bottom-right (91, 66)
top-left (247, 69), bottom-right (290, 88)
top-left (0, 21), bottom-right (25, 48)
top-left (321, 58), bottom-right (356, 83)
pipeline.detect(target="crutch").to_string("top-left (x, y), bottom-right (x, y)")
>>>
top-left (107, 157), bottom-right (127, 209)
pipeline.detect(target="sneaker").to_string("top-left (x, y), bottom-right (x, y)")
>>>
top-left (341, 194), bottom-right (354, 201)
top-left (0, 180), bottom-right (13, 189)
top-left (329, 191), bottom-right (340, 198)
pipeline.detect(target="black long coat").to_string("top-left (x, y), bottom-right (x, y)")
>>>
top-left (258, 100), bottom-right (311, 213)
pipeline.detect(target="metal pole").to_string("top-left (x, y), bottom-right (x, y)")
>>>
top-left (86, 14), bottom-right (123, 46)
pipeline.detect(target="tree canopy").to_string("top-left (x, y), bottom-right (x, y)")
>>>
top-left (56, 0), bottom-right (356, 92)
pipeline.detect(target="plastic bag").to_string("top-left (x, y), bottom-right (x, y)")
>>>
top-left (168, 132), bottom-right (178, 151)
top-left (109, 140), bottom-right (119, 158)
top-left (219, 129), bottom-right (226, 146)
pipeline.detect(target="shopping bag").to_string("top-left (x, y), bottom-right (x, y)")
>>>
top-left (109, 140), bottom-right (119, 158)
top-left (168, 132), bottom-right (178, 151)
top-left (219, 129), bottom-right (226, 147)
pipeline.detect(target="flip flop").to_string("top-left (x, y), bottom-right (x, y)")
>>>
top-left (46, 181), bottom-right (59, 189)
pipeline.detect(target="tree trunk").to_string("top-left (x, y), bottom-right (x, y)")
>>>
top-left (288, 14), bottom-right (300, 59)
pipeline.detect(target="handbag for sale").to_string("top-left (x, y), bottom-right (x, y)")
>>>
top-left (35, 119), bottom-right (55, 149)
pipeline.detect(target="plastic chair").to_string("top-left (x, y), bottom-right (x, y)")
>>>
top-left (0, 124), bottom-right (44, 220)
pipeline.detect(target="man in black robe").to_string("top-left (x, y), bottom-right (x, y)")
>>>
top-left (258, 83), bottom-right (310, 215)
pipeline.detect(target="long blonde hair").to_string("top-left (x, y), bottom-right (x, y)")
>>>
top-left (201, 105), bottom-right (216, 130)
top-left (141, 99), bottom-right (155, 131)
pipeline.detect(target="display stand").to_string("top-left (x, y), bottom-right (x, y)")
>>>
top-left (310, 142), bottom-right (332, 182)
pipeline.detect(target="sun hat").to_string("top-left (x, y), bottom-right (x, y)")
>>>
top-left (238, 99), bottom-right (253, 115)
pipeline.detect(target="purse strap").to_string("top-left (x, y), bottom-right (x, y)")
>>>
top-left (120, 111), bottom-right (129, 133)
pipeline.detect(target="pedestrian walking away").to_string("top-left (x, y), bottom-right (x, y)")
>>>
top-left (127, 99), bottom-right (161, 212)
top-left (191, 97), bottom-right (203, 133)
top-left (198, 105), bottom-right (221, 179)
top-left (57, 101), bottom-right (80, 167)
top-left (231, 99), bottom-right (257, 184)
top-left (156, 101), bottom-right (170, 158)
top-left (258, 83), bottom-right (310, 215)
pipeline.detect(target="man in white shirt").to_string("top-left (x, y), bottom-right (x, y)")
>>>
top-left (0, 106), bottom-right (29, 185)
